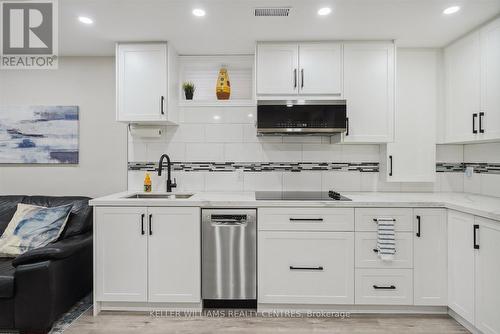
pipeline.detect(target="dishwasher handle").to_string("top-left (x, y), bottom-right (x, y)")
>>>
top-left (211, 219), bottom-right (248, 226)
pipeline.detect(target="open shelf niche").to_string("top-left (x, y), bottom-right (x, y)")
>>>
top-left (177, 55), bottom-right (255, 107)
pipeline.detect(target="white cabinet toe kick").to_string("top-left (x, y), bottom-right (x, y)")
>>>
top-left (93, 205), bottom-right (500, 333)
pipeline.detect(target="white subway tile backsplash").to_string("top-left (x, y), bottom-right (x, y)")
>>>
top-left (185, 143), bottom-right (224, 161)
top-left (128, 141), bottom-right (148, 161)
top-left (464, 173), bottom-right (481, 194)
top-left (243, 172), bottom-right (283, 191)
top-left (437, 172), bottom-right (464, 192)
top-left (400, 182), bottom-right (435, 192)
top-left (261, 143), bottom-right (302, 162)
top-left (173, 171), bottom-right (205, 192)
top-left (436, 144), bottom-right (463, 162)
top-left (283, 172), bottom-right (322, 191)
top-left (302, 144), bottom-right (343, 162)
top-left (360, 173), bottom-right (401, 192)
top-left (341, 145), bottom-right (380, 162)
top-left (322, 171), bottom-right (362, 192)
top-left (205, 124), bottom-right (243, 143)
top-left (224, 143), bottom-right (263, 162)
top-left (205, 172), bottom-right (244, 191)
top-left (480, 174), bottom-right (500, 197)
top-left (146, 142), bottom-right (186, 162)
top-left (464, 143), bottom-right (500, 163)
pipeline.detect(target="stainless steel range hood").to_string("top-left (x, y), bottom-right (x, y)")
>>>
top-left (257, 100), bottom-right (347, 135)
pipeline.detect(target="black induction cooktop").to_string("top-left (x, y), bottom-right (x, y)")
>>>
top-left (255, 191), bottom-right (351, 201)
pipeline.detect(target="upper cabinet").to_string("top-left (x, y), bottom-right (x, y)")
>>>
top-left (444, 17), bottom-right (500, 143)
top-left (116, 42), bottom-right (178, 124)
top-left (343, 42), bottom-right (395, 143)
top-left (256, 42), bottom-right (342, 98)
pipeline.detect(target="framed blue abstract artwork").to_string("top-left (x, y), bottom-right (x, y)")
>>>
top-left (0, 106), bottom-right (79, 164)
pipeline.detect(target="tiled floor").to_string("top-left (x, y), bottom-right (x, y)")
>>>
top-left (65, 310), bottom-right (469, 334)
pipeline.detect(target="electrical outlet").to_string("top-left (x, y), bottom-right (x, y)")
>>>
top-left (465, 166), bottom-right (474, 177)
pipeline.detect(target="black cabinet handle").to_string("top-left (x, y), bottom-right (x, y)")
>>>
top-left (345, 117), bottom-right (349, 136)
top-left (479, 112), bottom-right (485, 133)
top-left (290, 266), bottom-right (324, 271)
top-left (160, 96), bottom-right (165, 115)
top-left (373, 218), bottom-right (396, 222)
top-left (416, 215), bottom-right (421, 238)
top-left (373, 285), bottom-right (396, 290)
top-left (293, 69), bottom-right (297, 88)
top-left (389, 155), bottom-right (393, 176)
top-left (289, 218), bottom-right (324, 222)
top-left (373, 248), bottom-right (379, 253)
top-left (141, 214), bottom-right (145, 235)
top-left (149, 214), bottom-right (153, 235)
top-left (473, 113), bottom-right (478, 134)
top-left (301, 69), bottom-right (304, 88)
top-left (474, 224), bottom-right (480, 249)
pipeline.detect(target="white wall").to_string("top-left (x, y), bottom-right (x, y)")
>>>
top-left (0, 57), bottom-right (127, 197)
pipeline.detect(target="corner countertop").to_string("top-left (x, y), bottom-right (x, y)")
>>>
top-left (89, 191), bottom-right (500, 222)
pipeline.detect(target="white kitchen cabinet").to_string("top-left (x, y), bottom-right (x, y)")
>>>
top-left (475, 217), bottom-right (500, 334)
top-left (95, 206), bottom-right (200, 304)
top-left (95, 207), bottom-right (148, 302)
top-left (355, 269), bottom-right (413, 305)
top-left (343, 42), bottom-right (395, 143)
top-left (256, 42), bottom-right (342, 97)
top-left (413, 209), bottom-right (447, 306)
top-left (297, 43), bottom-right (342, 96)
top-left (148, 207), bottom-right (200, 303)
top-left (480, 17), bottom-right (500, 141)
top-left (258, 231), bottom-right (354, 305)
top-left (355, 232), bottom-right (413, 269)
top-left (447, 211), bottom-right (475, 324)
top-left (256, 43), bottom-right (299, 96)
top-left (116, 42), bottom-right (178, 124)
top-left (382, 49), bottom-right (438, 182)
top-left (444, 32), bottom-right (481, 143)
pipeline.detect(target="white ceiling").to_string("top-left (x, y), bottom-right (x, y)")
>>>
top-left (61, 0), bottom-right (500, 56)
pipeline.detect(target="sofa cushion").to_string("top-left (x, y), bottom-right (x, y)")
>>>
top-left (0, 258), bottom-right (15, 298)
top-left (0, 196), bottom-right (25, 235)
top-left (22, 196), bottom-right (92, 239)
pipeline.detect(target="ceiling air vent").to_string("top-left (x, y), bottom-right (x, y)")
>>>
top-left (254, 7), bottom-right (291, 17)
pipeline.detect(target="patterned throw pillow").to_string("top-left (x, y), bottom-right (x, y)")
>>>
top-left (0, 203), bottom-right (73, 257)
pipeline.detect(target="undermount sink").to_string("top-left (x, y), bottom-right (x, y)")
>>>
top-left (125, 193), bottom-right (194, 200)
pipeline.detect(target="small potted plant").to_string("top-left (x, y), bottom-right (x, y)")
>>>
top-left (182, 82), bottom-right (195, 100)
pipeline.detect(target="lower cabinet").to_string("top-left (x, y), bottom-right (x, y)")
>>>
top-left (95, 206), bottom-right (201, 303)
top-left (258, 231), bottom-right (355, 305)
top-left (355, 269), bottom-right (413, 305)
top-left (413, 209), bottom-right (447, 306)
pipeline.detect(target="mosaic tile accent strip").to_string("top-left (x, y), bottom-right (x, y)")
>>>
top-left (130, 162), bottom-right (500, 174)
top-left (436, 163), bottom-right (500, 174)
top-left (128, 162), bottom-right (380, 172)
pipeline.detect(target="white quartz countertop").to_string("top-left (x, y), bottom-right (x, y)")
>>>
top-left (89, 191), bottom-right (500, 222)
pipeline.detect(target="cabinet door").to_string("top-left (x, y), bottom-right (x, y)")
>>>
top-left (447, 211), bottom-right (475, 324)
top-left (480, 18), bottom-right (500, 141)
top-left (95, 207), bottom-right (148, 302)
top-left (256, 43), bottom-right (299, 95)
top-left (413, 209), bottom-right (447, 306)
top-left (117, 43), bottom-right (167, 122)
top-left (444, 32), bottom-right (481, 143)
top-left (343, 42), bottom-right (395, 143)
top-left (298, 43), bottom-right (342, 96)
top-left (385, 49), bottom-right (438, 182)
top-left (148, 207), bottom-right (201, 303)
top-left (475, 217), bottom-right (500, 334)
top-left (258, 231), bottom-right (354, 305)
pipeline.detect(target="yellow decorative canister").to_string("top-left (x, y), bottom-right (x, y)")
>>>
top-left (216, 67), bottom-right (231, 100)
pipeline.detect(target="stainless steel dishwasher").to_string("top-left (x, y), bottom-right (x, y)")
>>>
top-left (202, 209), bottom-right (256, 307)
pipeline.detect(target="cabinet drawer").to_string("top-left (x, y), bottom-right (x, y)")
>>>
top-left (258, 231), bottom-right (354, 305)
top-left (355, 232), bottom-right (413, 269)
top-left (258, 208), bottom-right (354, 231)
top-left (355, 208), bottom-right (413, 232)
top-left (355, 269), bottom-right (413, 305)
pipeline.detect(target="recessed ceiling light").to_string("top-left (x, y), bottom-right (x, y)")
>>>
top-left (443, 6), bottom-right (461, 15)
top-left (318, 7), bottom-right (332, 16)
top-left (192, 8), bottom-right (206, 17)
top-left (213, 115), bottom-right (220, 120)
top-left (78, 16), bottom-right (93, 24)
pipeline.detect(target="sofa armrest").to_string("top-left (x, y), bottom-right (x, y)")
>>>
top-left (12, 232), bottom-right (92, 267)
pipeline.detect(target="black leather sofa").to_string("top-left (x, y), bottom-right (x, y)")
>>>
top-left (0, 196), bottom-right (93, 333)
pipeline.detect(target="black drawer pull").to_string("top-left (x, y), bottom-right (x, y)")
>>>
top-left (416, 215), bottom-right (421, 238)
top-left (290, 266), bottom-right (324, 271)
top-left (373, 248), bottom-right (379, 253)
top-left (149, 214), bottom-right (153, 235)
top-left (289, 218), bottom-right (324, 222)
top-left (373, 285), bottom-right (396, 290)
top-left (473, 113), bottom-right (478, 134)
top-left (479, 112), bottom-right (485, 133)
top-left (373, 218), bottom-right (396, 222)
top-left (140, 214), bottom-right (145, 235)
top-left (474, 224), bottom-right (480, 249)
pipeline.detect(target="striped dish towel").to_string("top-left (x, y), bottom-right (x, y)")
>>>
top-left (376, 218), bottom-right (396, 261)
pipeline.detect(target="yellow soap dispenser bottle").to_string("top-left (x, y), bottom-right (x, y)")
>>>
top-left (144, 173), bottom-right (152, 192)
